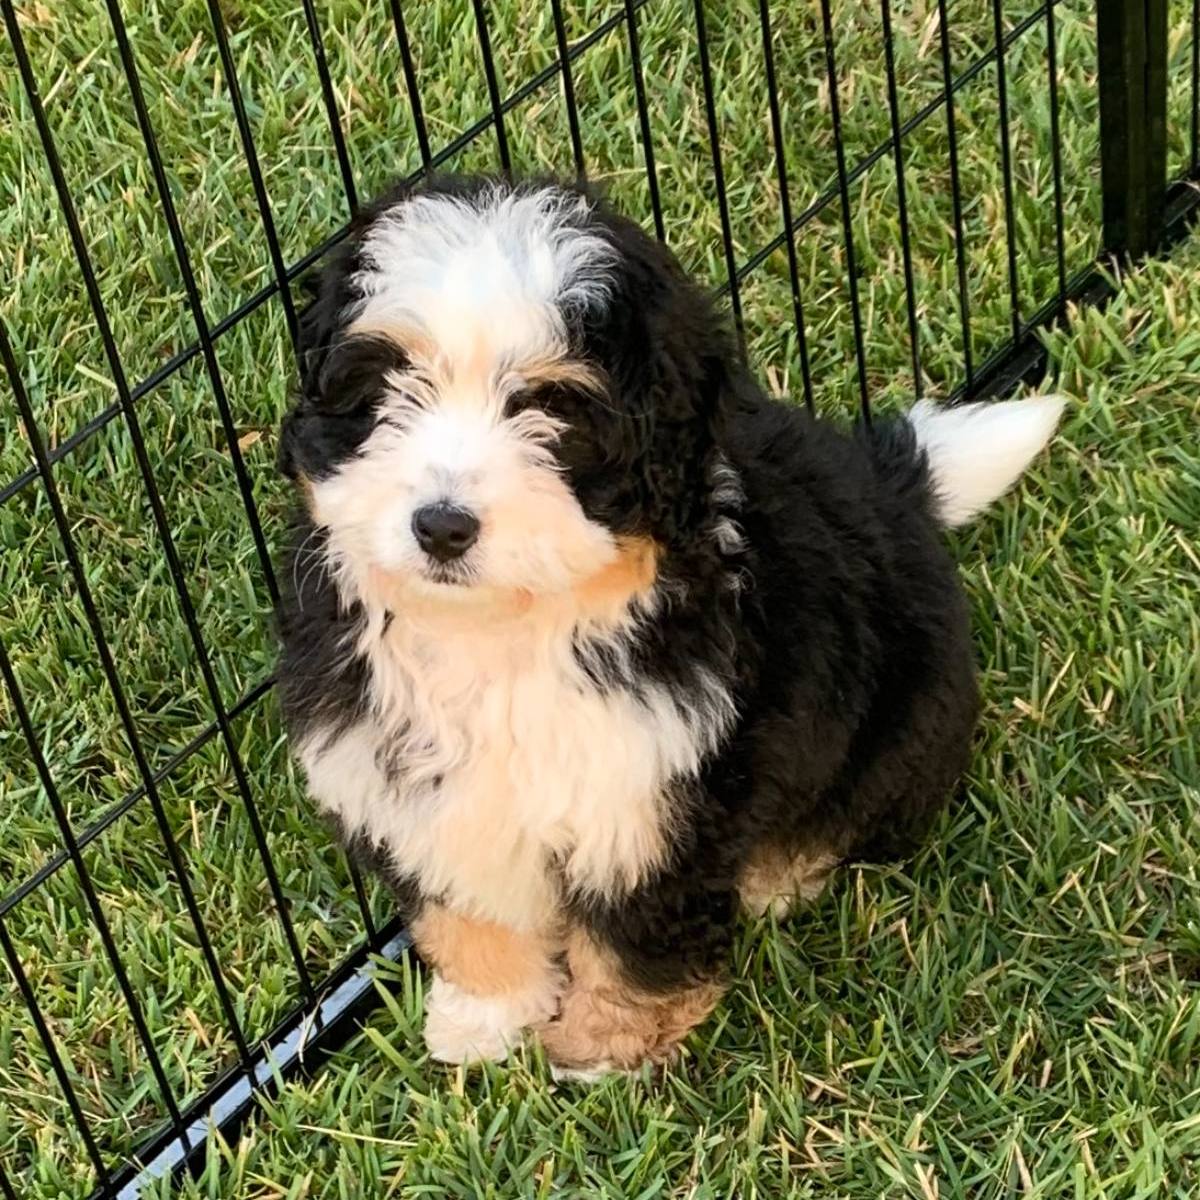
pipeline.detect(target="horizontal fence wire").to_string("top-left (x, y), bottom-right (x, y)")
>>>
top-left (5, 0), bottom-right (1197, 1193)
top-left (0, 0), bottom-right (652, 511)
top-left (0, 676), bottom-right (275, 921)
top-left (0, 0), bottom-right (1061, 517)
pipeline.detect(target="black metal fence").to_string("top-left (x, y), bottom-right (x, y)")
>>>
top-left (0, 1), bottom-right (1196, 1195)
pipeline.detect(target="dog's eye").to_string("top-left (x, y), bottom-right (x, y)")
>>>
top-left (309, 335), bottom-right (408, 417)
top-left (503, 385), bottom-right (544, 417)
top-left (508, 382), bottom-right (587, 420)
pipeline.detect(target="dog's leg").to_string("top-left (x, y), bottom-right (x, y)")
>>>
top-left (737, 844), bottom-right (839, 918)
top-left (537, 929), bottom-right (724, 1078)
top-left (412, 905), bottom-right (563, 1064)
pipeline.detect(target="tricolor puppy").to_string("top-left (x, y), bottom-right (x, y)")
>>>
top-left (277, 175), bottom-right (1063, 1075)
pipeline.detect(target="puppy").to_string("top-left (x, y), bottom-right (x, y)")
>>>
top-left (276, 174), bottom-right (1063, 1075)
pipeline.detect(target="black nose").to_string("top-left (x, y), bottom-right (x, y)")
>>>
top-left (412, 504), bottom-right (480, 562)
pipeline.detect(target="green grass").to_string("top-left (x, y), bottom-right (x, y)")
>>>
top-left (1, 0), bottom-right (1198, 1196)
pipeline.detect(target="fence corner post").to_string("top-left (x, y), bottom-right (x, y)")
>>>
top-left (1097, 0), bottom-right (1169, 258)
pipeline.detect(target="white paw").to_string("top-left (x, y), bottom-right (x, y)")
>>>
top-left (423, 975), bottom-right (556, 1065)
top-left (739, 889), bottom-right (793, 920)
top-left (549, 1061), bottom-right (629, 1084)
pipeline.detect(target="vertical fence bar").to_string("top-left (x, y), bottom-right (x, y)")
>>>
top-left (936, 0), bottom-right (975, 389)
top-left (99, 0), bottom-right (316, 1000)
top-left (5, 0), bottom-right (314, 1017)
top-left (990, 0), bottom-right (1022, 340)
top-left (388, 0), bottom-right (434, 170)
top-left (0, 627), bottom-right (187, 1139)
top-left (0, 385), bottom-right (256, 1068)
top-left (880, 0), bottom-right (922, 398)
top-left (623, 0), bottom-right (666, 241)
top-left (0, 914), bottom-right (114, 1196)
top-left (204, 0), bottom-right (301, 350)
top-left (550, 0), bottom-right (586, 177)
top-left (1192, 0), bottom-right (1199, 172)
top-left (0, 0), bottom-right (257, 1070)
top-left (1097, 0), bottom-right (1168, 257)
top-left (99, 0), bottom-right (280, 609)
top-left (300, 0), bottom-right (359, 213)
top-left (691, 0), bottom-right (745, 352)
top-left (202, 0), bottom-right (380, 948)
top-left (817, 0), bottom-right (871, 422)
top-left (1046, 1), bottom-right (1068, 301)
top-left (471, 0), bottom-right (512, 173)
top-left (756, 0), bottom-right (814, 410)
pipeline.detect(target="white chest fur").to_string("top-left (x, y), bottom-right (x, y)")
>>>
top-left (298, 598), bottom-right (732, 931)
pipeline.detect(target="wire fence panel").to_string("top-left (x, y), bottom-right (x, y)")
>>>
top-left (0, 1), bottom-right (1196, 1195)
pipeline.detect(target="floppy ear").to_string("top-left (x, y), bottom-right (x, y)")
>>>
top-left (584, 206), bottom-right (736, 547)
top-left (277, 410), bottom-right (300, 480)
top-left (295, 265), bottom-right (344, 399)
top-left (278, 274), bottom-right (330, 480)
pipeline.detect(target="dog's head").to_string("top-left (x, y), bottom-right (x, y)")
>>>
top-left (279, 176), bottom-right (737, 611)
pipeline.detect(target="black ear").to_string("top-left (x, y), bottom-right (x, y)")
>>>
top-left (296, 266), bottom-right (343, 398)
top-left (583, 204), bottom-right (736, 546)
top-left (277, 335), bottom-right (408, 482)
top-left (310, 335), bottom-right (409, 412)
top-left (277, 409), bottom-right (300, 479)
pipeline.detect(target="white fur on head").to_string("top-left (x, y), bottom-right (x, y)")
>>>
top-left (307, 184), bottom-right (620, 603)
top-left (350, 183), bottom-right (615, 370)
top-left (907, 394), bottom-right (1066, 527)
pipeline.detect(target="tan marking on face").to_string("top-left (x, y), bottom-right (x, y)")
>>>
top-left (569, 536), bottom-right (660, 626)
top-left (349, 311), bottom-right (602, 397)
top-left (364, 535), bottom-right (658, 633)
top-left (412, 904), bottom-right (561, 998)
top-left (536, 930), bottom-right (723, 1071)
top-left (514, 352), bottom-right (607, 395)
top-left (738, 844), bottom-right (839, 918)
top-left (295, 473), bottom-right (318, 517)
top-left (346, 316), bottom-right (437, 365)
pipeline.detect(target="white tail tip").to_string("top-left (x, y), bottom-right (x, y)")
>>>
top-left (908, 394), bottom-right (1067, 527)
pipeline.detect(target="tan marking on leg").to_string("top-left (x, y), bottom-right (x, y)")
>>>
top-left (414, 905), bottom-right (565, 1065)
top-left (412, 905), bottom-right (559, 997)
top-left (537, 931), bottom-right (722, 1073)
top-left (738, 844), bottom-right (838, 917)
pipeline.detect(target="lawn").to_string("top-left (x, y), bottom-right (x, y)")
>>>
top-left (1, 0), bottom-right (1198, 1197)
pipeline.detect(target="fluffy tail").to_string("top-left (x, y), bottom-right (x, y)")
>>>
top-left (907, 395), bottom-right (1066, 528)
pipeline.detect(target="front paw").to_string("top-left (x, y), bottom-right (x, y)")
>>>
top-left (423, 974), bottom-right (557, 1065)
top-left (536, 988), bottom-right (674, 1077)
